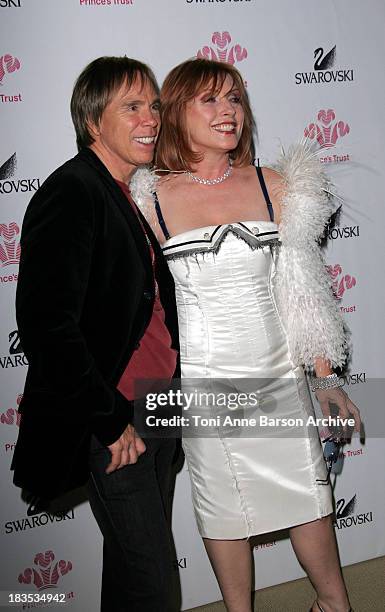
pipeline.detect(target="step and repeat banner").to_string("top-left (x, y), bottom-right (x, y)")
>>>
top-left (1, 1), bottom-right (384, 610)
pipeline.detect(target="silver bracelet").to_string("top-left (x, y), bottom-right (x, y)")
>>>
top-left (310, 373), bottom-right (344, 392)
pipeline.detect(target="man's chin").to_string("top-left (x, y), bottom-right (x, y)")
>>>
top-left (136, 155), bottom-right (155, 166)
top-left (132, 141), bottom-right (156, 159)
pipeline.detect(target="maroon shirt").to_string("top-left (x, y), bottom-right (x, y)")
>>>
top-left (115, 180), bottom-right (177, 400)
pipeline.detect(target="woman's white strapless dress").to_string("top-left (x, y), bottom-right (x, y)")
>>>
top-left (163, 221), bottom-right (333, 539)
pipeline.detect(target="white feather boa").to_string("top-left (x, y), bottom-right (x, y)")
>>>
top-left (273, 141), bottom-right (348, 370)
top-left (130, 142), bottom-right (348, 371)
top-left (130, 164), bottom-right (159, 228)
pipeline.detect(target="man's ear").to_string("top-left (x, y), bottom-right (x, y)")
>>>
top-left (87, 119), bottom-right (100, 139)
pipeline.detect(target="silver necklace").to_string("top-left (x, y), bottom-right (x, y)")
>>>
top-left (187, 161), bottom-right (232, 186)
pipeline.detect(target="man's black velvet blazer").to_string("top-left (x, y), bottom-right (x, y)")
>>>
top-left (11, 148), bottom-right (179, 500)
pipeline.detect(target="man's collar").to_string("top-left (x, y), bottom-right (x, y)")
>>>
top-left (77, 147), bottom-right (114, 178)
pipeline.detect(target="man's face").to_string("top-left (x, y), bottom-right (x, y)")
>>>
top-left (89, 76), bottom-right (160, 181)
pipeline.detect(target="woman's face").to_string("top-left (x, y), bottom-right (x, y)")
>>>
top-left (184, 74), bottom-right (244, 157)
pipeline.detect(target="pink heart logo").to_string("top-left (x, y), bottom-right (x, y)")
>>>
top-left (234, 44), bottom-right (248, 62)
top-left (0, 408), bottom-right (14, 425)
top-left (4, 54), bottom-right (20, 74)
top-left (197, 46), bottom-right (212, 60)
top-left (35, 551), bottom-right (55, 568)
top-left (0, 222), bottom-right (20, 240)
top-left (212, 31), bottom-right (231, 49)
top-left (58, 560), bottom-right (73, 576)
top-left (327, 264), bottom-right (342, 279)
top-left (0, 58), bottom-right (5, 84)
top-left (18, 569), bottom-right (33, 585)
top-left (344, 274), bottom-right (356, 290)
top-left (318, 109), bottom-right (335, 125)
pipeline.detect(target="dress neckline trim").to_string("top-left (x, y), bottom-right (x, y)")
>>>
top-left (162, 220), bottom-right (278, 248)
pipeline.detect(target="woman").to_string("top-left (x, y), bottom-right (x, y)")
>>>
top-left (131, 58), bottom-right (360, 612)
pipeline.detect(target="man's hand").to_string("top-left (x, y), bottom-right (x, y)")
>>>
top-left (315, 387), bottom-right (362, 435)
top-left (105, 424), bottom-right (146, 474)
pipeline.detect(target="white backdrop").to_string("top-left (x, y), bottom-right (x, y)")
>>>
top-left (1, 1), bottom-right (384, 609)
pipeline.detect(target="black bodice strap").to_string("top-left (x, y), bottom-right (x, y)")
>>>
top-left (153, 191), bottom-right (171, 241)
top-left (255, 161), bottom-right (274, 222)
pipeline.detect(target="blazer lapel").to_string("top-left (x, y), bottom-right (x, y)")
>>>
top-left (79, 149), bottom-right (153, 277)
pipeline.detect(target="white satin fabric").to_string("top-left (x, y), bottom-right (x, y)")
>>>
top-left (164, 221), bottom-right (332, 539)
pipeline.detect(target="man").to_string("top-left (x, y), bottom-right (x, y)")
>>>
top-left (12, 57), bottom-right (179, 611)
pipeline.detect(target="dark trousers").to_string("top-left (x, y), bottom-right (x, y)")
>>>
top-left (87, 436), bottom-right (177, 612)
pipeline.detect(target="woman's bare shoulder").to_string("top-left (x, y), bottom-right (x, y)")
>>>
top-left (236, 164), bottom-right (283, 185)
top-left (261, 166), bottom-right (284, 188)
top-left (157, 172), bottom-right (185, 189)
top-left (156, 172), bottom-right (188, 204)
top-left (261, 167), bottom-right (285, 206)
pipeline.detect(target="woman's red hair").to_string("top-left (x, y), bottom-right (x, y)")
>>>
top-left (156, 58), bottom-right (255, 171)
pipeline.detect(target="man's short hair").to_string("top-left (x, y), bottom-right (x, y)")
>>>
top-left (71, 56), bottom-right (159, 151)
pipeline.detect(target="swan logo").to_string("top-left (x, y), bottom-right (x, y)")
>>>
top-left (334, 494), bottom-right (373, 530)
top-left (18, 550), bottom-right (73, 590)
top-left (295, 45), bottom-right (354, 85)
top-left (314, 45), bottom-right (336, 71)
top-left (0, 152), bottom-right (41, 194)
top-left (0, 222), bottom-right (21, 266)
top-left (0, 329), bottom-right (28, 369)
top-left (0, 152), bottom-right (17, 180)
top-left (8, 329), bottom-right (23, 354)
top-left (304, 109), bottom-right (350, 149)
top-left (197, 32), bottom-right (247, 66)
top-left (0, 394), bottom-right (22, 428)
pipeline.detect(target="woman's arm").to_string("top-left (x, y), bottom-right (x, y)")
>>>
top-left (314, 357), bottom-right (333, 377)
top-left (271, 143), bottom-right (360, 432)
top-left (311, 358), bottom-right (361, 433)
top-left (273, 141), bottom-right (348, 370)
